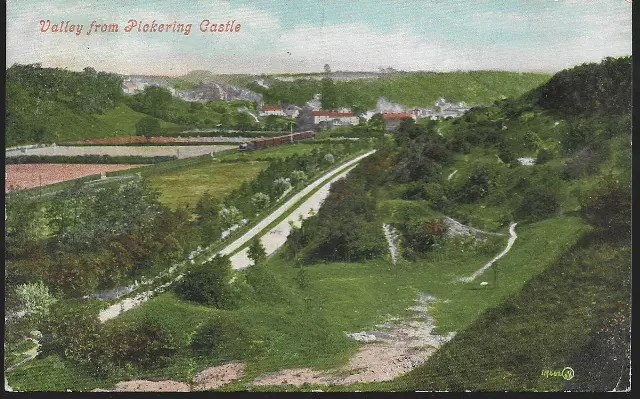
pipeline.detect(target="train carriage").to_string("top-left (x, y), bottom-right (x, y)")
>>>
top-left (238, 131), bottom-right (315, 151)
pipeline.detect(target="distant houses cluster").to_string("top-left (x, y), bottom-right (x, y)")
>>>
top-left (306, 96), bottom-right (473, 131)
top-left (121, 76), bottom-right (474, 131)
top-left (122, 76), bottom-right (175, 95)
top-left (312, 110), bottom-right (359, 126)
top-left (259, 104), bottom-right (300, 119)
top-left (256, 95), bottom-right (473, 131)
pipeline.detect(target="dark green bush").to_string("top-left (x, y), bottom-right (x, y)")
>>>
top-left (514, 186), bottom-right (559, 222)
top-left (174, 255), bottom-right (233, 308)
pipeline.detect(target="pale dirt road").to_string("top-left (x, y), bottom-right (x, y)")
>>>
top-left (228, 164), bottom-right (359, 269)
top-left (97, 150), bottom-right (375, 322)
top-left (5, 145), bottom-right (235, 159)
top-left (252, 293), bottom-right (455, 386)
top-left (217, 150), bottom-right (376, 268)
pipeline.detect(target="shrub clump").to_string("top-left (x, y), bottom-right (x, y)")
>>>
top-left (174, 255), bottom-right (234, 308)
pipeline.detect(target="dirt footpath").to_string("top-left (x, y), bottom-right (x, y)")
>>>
top-left (95, 362), bottom-right (245, 392)
top-left (253, 293), bottom-right (455, 386)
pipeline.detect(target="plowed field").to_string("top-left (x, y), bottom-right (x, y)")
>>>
top-left (5, 164), bottom-right (146, 192)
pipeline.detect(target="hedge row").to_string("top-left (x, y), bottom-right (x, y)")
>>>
top-left (151, 129), bottom-right (300, 138)
top-left (63, 142), bottom-right (240, 147)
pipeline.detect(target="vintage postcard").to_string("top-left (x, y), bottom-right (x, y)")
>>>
top-left (4, 0), bottom-right (631, 393)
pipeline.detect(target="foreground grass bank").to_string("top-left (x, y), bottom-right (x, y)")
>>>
top-left (7, 215), bottom-right (587, 391)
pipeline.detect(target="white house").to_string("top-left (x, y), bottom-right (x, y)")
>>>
top-left (122, 81), bottom-right (139, 94)
top-left (383, 112), bottom-right (417, 131)
top-left (312, 110), bottom-right (359, 126)
top-left (260, 104), bottom-right (286, 117)
top-left (283, 105), bottom-right (300, 119)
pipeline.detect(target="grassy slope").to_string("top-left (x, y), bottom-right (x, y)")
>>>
top-left (6, 212), bottom-right (584, 391)
top-left (8, 102), bottom-right (178, 146)
top-left (389, 235), bottom-right (629, 392)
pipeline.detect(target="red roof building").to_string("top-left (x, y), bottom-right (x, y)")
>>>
top-left (312, 110), bottom-right (359, 127)
top-left (260, 104), bottom-right (286, 117)
top-left (263, 105), bottom-right (282, 111)
top-left (312, 111), bottom-right (355, 117)
top-left (383, 112), bottom-right (417, 131)
top-left (383, 112), bottom-right (415, 119)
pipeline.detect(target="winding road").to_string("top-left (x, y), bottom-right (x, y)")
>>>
top-left (217, 150), bottom-right (376, 268)
top-left (98, 150), bottom-right (376, 322)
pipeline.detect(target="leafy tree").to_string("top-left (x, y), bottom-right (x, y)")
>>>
top-left (393, 143), bottom-right (443, 183)
top-left (40, 302), bottom-right (102, 365)
top-left (190, 315), bottom-right (253, 360)
top-left (535, 148), bottom-right (554, 164)
top-left (295, 177), bottom-right (386, 263)
top-left (195, 191), bottom-right (222, 244)
top-left (272, 177), bottom-right (292, 197)
top-left (251, 192), bottom-right (271, 211)
top-left (290, 170), bottom-right (308, 187)
top-left (247, 237), bottom-right (267, 265)
top-left (498, 141), bottom-right (516, 164)
top-left (174, 255), bottom-right (233, 308)
top-left (323, 153), bottom-right (335, 164)
top-left (15, 281), bottom-right (57, 323)
top-left (135, 116), bottom-right (160, 136)
top-left (455, 167), bottom-right (490, 203)
top-left (219, 206), bottom-right (243, 229)
top-left (368, 113), bottom-right (386, 132)
top-left (397, 218), bottom-right (447, 259)
top-left (138, 86), bottom-right (173, 118)
top-left (321, 64), bottom-right (338, 109)
top-left (523, 131), bottom-right (541, 150)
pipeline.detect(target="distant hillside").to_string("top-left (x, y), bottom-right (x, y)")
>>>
top-left (6, 64), bottom-right (124, 147)
top-left (5, 65), bottom-right (262, 147)
top-left (5, 64), bottom-right (182, 147)
top-left (246, 71), bottom-right (552, 108)
top-left (178, 70), bottom-right (257, 87)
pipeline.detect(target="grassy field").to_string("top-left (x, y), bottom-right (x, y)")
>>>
top-left (144, 142), bottom-right (334, 208)
top-left (147, 160), bottom-right (269, 209)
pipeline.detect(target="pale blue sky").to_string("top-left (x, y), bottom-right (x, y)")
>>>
top-left (6, 0), bottom-right (632, 75)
